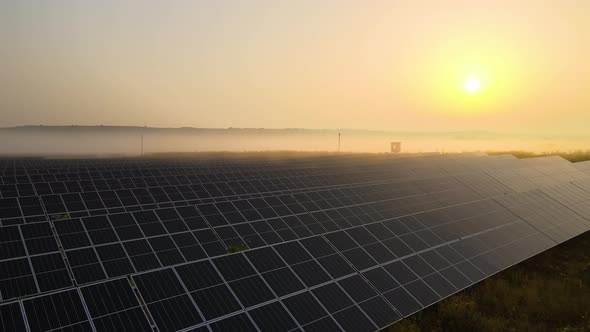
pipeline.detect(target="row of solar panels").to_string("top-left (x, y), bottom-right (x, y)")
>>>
top-left (0, 155), bottom-right (522, 190)
top-left (0, 155), bottom-right (500, 194)
top-left (0, 152), bottom-right (418, 165)
top-left (0, 154), bottom-right (414, 176)
top-left (0, 155), bottom-right (403, 178)
top-left (1, 154), bottom-right (589, 332)
top-left (0, 167), bottom-right (406, 199)
top-left (0, 172), bottom-right (502, 226)
top-left (0, 157), bottom-right (523, 228)
top-left (0, 154), bottom-right (583, 295)
top-left (0, 153), bottom-right (516, 178)
top-left (2, 182), bottom-right (587, 302)
top-left (0, 155), bottom-right (553, 213)
top-left (0, 174), bottom-right (509, 299)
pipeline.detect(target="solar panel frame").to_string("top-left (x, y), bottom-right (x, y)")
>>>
top-left (1, 154), bottom-right (590, 332)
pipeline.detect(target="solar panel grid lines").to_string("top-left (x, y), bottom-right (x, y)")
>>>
top-left (0, 201), bottom-right (540, 302)
top-left (0, 154), bottom-right (532, 191)
top-left (80, 277), bottom-right (153, 332)
top-left (1, 154), bottom-right (590, 332)
top-left (0, 219), bottom-right (71, 300)
top-left (573, 161), bottom-right (590, 176)
top-left (1, 160), bottom-right (552, 227)
top-left (143, 233), bottom-right (368, 330)
top-left (492, 187), bottom-right (590, 241)
top-left (2, 158), bottom-right (396, 183)
top-left (1, 175), bottom-right (408, 224)
top-left (186, 197), bottom-right (540, 326)
top-left (1, 153), bottom-right (448, 173)
top-left (138, 246), bottom-right (308, 332)
top-left (564, 182), bottom-right (590, 222)
top-left (238, 250), bottom-right (311, 331)
top-left (36, 197), bottom-right (83, 293)
top-left (317, 228), bottom-right (403, 329)
top-left (15, 224), bottom-right (42, 296)
top-left (0, 178), bottom-right (544, 302)
top-left (385, 238), bottom-right (530, 319)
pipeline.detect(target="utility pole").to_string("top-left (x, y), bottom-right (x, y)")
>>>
top-left (338, 132), bottom-right (341, 152)
top-left (140, 125), bottom-right (147, 158)
top-left (140, 133), bottom-right (144, 158)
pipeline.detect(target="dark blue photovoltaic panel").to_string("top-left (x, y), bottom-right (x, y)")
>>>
top-left (81, 278), bottom-right (151, 332)
top-left (30, 252), bottom-right (72, 291)
top-left (0, 258), bottom-right (37, 300)
top-left (23, 289), bottom-right (93, 332)
top-left (0, 302), bottom-right (26, 332)
top-left (282, 291), bottom-right (329, 325)
top-left (0, 154), bottom-right (589, 332)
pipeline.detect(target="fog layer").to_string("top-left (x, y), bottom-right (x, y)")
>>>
top-left (1, 127), bottom-right (588, 156)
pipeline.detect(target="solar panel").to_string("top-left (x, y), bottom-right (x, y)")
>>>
top-left (1, 154), bottom-right (590, 331)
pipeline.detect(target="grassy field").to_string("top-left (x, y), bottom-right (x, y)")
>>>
top-left (388, 151), bottom-right (590, 332)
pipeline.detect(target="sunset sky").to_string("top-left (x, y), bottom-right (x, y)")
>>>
top-left (1, 1), bottom-right (589, 134)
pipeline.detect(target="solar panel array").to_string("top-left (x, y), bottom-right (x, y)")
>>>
top-left (1, 153), bottom-right (590, 332)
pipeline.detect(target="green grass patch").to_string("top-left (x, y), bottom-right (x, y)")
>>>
top-left (227, 243), bottom-right (248, 254)
top-left (50, 213), bottom-right (71, 221)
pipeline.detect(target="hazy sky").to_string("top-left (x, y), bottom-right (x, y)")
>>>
top-left (1, 1), bottom-right (589, 134)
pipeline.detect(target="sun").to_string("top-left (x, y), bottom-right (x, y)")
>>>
top-left (464, 77), bottom-right (481, 93)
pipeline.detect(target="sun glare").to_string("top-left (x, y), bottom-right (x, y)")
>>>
top-left (464, 77), bottom-right (481, 93)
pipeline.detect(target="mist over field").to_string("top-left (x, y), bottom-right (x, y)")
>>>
top-left (1, 126), bottom-right (588, 156)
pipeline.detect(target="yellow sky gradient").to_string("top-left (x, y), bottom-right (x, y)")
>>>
top-left (1, 1), bottom-right (588, 134)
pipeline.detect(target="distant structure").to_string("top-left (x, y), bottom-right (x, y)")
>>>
top-left (338, 132), bottom-right (341, 152)
top-left (390, 142), bottom-right (401, 153)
